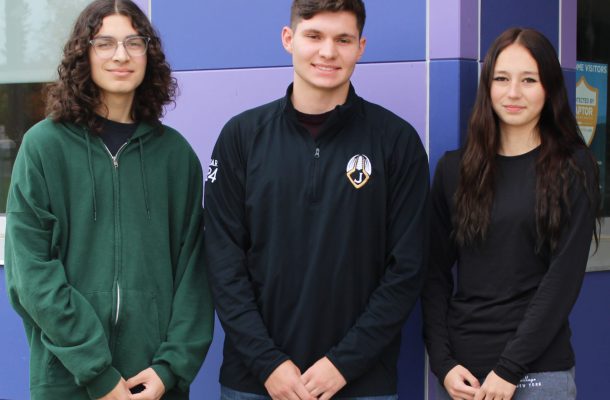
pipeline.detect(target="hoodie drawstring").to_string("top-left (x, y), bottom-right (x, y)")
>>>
top-left (139, 138), bottom-right (151, 220)
top-left (85, 133), bottom-right (98, 221)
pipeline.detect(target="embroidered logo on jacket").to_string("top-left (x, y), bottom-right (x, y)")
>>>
top-left (206, 159), bottom-right (218, 183)
top-left (346, 154), bottom-right (372, 189)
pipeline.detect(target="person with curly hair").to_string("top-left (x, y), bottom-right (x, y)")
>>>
top-left (3, 1), bottom-right (213, 399)
top-left (422, 28), bottom-right (599, 400)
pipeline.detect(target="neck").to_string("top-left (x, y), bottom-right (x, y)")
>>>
top-left (291, 79), bottom-right (350, 114)
top-left (499, 124), bottom-right (541, 156)
top-left (97, 93), bottom-right (136, 123)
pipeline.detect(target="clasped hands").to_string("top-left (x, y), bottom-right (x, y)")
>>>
top-left (98, 367), bottom-right (165, 400)
top-left (264, 357), bottom-right (347, 400)
top-left (443, 365), bottom-right (517, 400)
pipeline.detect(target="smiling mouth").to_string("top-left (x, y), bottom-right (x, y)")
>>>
top-left (108, 70), bottom-right (133, 77)
top-left (504, 105), bottom-right (525, 112)
top-left (313, 64), bottom-right (340, 71)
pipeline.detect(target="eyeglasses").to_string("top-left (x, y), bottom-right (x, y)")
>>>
top-left (89, 36), bottom-right (151, 58)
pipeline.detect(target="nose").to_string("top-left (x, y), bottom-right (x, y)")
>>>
top-left (319, 38), bottom-right (337, 59)
top-left (112, 42), bottom-right (130, 62)
top-left (507, 80), bottom-right (522, 98)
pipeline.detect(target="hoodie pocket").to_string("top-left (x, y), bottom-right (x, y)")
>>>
top-left (112, 289), bottom-right (161, 378)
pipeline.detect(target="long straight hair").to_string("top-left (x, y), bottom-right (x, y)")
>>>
top-left (454, 27), bottom-right (598, 251)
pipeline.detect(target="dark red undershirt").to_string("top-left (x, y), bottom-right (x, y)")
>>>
top-left (295, 109), bottom-right (333, 139)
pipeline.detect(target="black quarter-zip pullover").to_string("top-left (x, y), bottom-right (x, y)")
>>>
top-left (204, 84), bottom-right (429, 397)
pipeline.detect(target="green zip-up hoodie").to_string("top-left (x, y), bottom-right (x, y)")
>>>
top-left (4, 119), bottom-right (213, 399)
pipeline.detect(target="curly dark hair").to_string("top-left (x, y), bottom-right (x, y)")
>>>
top-left (46, 0), bottom-right (177, 133)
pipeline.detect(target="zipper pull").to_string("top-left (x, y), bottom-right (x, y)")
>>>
top-left (314, 148), bottom-right (320, 159)
top-left (112, 157), bottom-right (118, 168)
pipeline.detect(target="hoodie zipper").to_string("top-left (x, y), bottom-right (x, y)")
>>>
top-left (102, 142), bottom-right (129, 328)
top-left (311, 147), bottom-right (320, 202)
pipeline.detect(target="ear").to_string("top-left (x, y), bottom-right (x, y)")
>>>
top-left (281, 26), bottom-right (294, 54)
top-left (357, 36), bottom-right (367, 61)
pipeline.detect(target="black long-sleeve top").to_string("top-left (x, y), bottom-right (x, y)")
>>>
top-left (422, 147), bottom-right (597, 385)
top-left (203, 85), bottom-right (429, 396)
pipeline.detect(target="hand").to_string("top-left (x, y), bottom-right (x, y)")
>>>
top-left (301, 357), bottom-right (347, 400)
top-left (264, 360), bottom-right (315, 400)
top-left (474, 371), bottom-right (516, 400)
top-left (443, 365), bottom-right (480, 400)
top-left (126, 368), bottom-right (166, 400)
top-left (97, 378), bottom-right (131, 400)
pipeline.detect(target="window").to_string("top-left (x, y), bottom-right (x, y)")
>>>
top-left (578, 0), bottom-right (610, 271)
top-left (0, 0), bottom-right (91, 264)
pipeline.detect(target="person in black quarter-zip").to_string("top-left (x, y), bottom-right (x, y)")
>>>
top-left (4, 1), bottom-right (214, 399)
top-left (422, 28), bottom-right (600, 400)
top-left (203, 1), bottom-right (429, 399)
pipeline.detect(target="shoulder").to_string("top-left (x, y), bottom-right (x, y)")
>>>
top-left (358, 100), bottom-right (426, 166)
top-left (437, 149), bottom-right (462, 171)
top-left (152, 124), bottom-right (203, 170)
top-left (432, 149), bottom-right (462, 192)
top-left (158, 124), bottom-right (194, 151)
top-left (18, 119), bottom-right (78, 159)
top-left (359, 99), bottom-right (419, 138)
top-left (22, 118), bottom-right (70, 144)
top-left (571, 146), bottom-right (596, 170)
top-left (221, 97), bottom-right (284, 137)
top-left (570, 145), bottom-right (598, 190)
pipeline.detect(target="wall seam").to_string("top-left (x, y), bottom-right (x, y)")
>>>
top-left (558, 0), bottom-right (562, 64)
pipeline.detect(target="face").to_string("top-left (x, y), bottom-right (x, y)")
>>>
top-left (89, 14), bottom-right (147, 107)
top-left (491, 43), bottom-right (546, 136)
top-left (282, 11), bottom-right (366, 99)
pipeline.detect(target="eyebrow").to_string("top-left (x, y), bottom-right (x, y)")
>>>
top-left (301, 29), bottom-right (358, 39)
top-left (92, 34), bottom-right (141, 40)
top-left (494, 69), bottom-right (540, 75)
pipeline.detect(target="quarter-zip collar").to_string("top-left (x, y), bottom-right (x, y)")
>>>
top-left (282, 82), bottom-right (362, 142)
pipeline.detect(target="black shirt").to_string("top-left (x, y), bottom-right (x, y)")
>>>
top-left (422, 147), bottom-right (597, 385)
top-left (97, 116), bottom-right (137, 156)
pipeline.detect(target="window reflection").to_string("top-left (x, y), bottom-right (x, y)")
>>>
top-left (578, 0), bottom-right (610, 270)
top-left (0, 0), bottom-right (91, 83)
top-left (0, 83), bottom-right (46, 212)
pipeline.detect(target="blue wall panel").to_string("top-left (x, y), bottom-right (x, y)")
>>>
top-left (429, 60), bottom-right (478, 172)
top-left (481, 0), bottom-right (559, 58)
top-left (569, 271), bottom-right (610, 399)
top-left (152, 0), bottom-right (426, 71)
top-left (0, 269), bottom-right (30, 399)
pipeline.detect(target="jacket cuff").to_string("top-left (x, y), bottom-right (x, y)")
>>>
top-left (325, 353), bottom-right (353, 382)
top-left (436, 360), bottom-right (460, 386)
top-left (493, 357), bottom-right (525, 385)
top-left (257, 354), bottom-right (291, 385)
top-left (85, 366), bottom-right (122, 399)
top-left (152, 363), bottom-right (177, 392)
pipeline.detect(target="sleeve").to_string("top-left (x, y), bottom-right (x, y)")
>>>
top-left (420, 153), bottom-right (460, 383)
top-left (493, 152), bottom-right (598, 384)
top-left (324, 126), bottom-right (430, 382)
top-left (151, 149), bottom-right (214, 392)
top-left (4, 135), bottom-right (122, 399)
top-left (203, 119), bottom-right (290, 384)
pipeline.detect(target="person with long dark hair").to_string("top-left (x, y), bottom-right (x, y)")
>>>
top-left (4, 1), bottom-right (213, 399)
top-left (422, 27), bottom-right (599, 400)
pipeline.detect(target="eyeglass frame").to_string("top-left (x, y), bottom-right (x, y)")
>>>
top-left (89, 35), bottom-right (151, 59)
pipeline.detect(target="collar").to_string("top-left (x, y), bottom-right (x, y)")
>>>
top-left (282, 83), bottom-right (361, 138)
